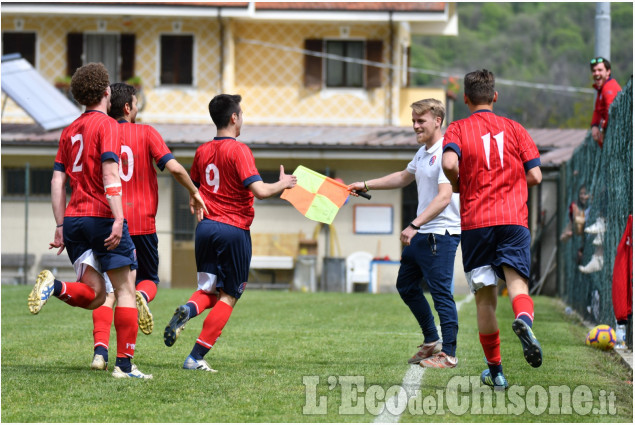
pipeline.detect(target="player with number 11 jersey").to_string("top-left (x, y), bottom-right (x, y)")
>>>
top-left (442, 111), bottom-right (540, 230)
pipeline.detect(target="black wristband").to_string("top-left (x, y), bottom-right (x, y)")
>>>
top-left (409, 222), bottom-right (420, 230)
top-left (56, 224), bottom-right (63, 228)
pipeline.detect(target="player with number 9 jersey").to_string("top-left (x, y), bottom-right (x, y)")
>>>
top-left (54, 111), bottom-right (122, 217)
top-left (442, 111), bottom-right (540, 230)
top-left (190, 137), bottom-right (261, 230)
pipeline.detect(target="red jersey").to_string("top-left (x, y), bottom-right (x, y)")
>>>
top-left (591, 77), bottom-right (621, 129)
top-left (54, 110), bottom-right (122, 218)
top-left (612, 215), bottom-right (632, 323)
top-left (118, 121), bottom-right (174, 235)
top-left (190, 137), bottom-right (262, 230)
top-left (443, 110), bottom-right (541, 230)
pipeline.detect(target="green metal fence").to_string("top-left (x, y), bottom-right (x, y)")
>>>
top-left (558, 78), bottom-right (632, 333)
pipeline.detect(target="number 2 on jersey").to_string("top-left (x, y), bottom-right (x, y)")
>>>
top-left (70, 134), bottom-right (84, 172)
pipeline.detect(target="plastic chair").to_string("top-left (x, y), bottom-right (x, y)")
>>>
top-left (345, 251), bottom-right (373, 293)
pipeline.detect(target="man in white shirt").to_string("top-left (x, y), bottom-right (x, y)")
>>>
top-left (348, 98), bottom-right (461, 368)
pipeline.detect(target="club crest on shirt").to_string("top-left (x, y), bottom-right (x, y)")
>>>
top-left (429, 155), bottom-right (437, 166)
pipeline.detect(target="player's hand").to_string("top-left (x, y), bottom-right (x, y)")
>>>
top-left (279, 165), bottom-right (297, 189)
top-left (104, 219), bottom-right (123, 250)
top-left (347, 182), bottom-right (366, 196)
top-left (400, 226), bottom-right (418, 246)
top-left (49, 226), bottom-right (66, 255)
top-left (190, 191), bottom-right (209, 215)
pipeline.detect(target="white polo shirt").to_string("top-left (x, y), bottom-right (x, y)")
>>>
top-left (406, 137), bottom-right (461, 235)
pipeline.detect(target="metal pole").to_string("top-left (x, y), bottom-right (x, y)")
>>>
top-left (23, 163), bottom-right (30, 285)
top-left (595, 3), bottom-right (611, 60)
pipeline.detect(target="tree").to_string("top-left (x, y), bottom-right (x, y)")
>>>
top-left (410, 2), bottom-right (633, 128)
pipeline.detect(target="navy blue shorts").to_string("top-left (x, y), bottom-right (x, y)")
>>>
top-left (63, 217), bottom-right (137, 272)
top-left (131, 233), bottom-right (159, 285)
top-left (461, 225), bottom-right (531, 281)
top-left (195, 219), bottom-right (251, 299)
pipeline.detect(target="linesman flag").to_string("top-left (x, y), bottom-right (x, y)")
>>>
top-left (280, 166), bottom-right (351, 224)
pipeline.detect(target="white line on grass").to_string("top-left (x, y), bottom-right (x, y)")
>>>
top-left (374, 293), bottom-right (474, 423)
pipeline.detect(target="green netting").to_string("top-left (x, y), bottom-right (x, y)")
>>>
top-left (558, 77), bottom-right (632, 328)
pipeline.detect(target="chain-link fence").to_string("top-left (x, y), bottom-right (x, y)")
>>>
top-left (558, 78), bottom-right (632, 343)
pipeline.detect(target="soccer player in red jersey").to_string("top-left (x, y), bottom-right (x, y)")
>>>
top-left (589, 57), bottom-right (621, 148)
top-left (89, 82), bottom-right (208, 371)
top-left (27, 63), bottom-right (151, 379)
top-left (442, 69), bottom-right (543, 389)
top-left (163, 94), bottom-right (296, 372)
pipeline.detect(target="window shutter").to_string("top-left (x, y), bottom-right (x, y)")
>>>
top-left (120, 34), bottom-right (136, 82)
top-left (304, 39), bottom-right (323, 89)
top-left (67, 33), bottom-right (83, 77)
top-left (365, 40), bottom-right (383, 88)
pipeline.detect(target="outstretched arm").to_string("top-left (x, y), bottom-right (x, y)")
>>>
top-left (249, 165), bottom-right (297, 200)
top-left (347, 169), bottom-right (414, 195)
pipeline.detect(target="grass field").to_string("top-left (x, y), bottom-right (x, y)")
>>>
top-left (1, 285), bottom-right (632, 422)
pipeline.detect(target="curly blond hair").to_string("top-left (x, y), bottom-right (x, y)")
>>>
top-left (70, 63), bottom-right (110, 106)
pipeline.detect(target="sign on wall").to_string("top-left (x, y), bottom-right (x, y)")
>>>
top-left (353, 204), bottom-right (393, 234)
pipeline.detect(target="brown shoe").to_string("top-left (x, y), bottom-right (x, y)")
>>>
top-left (419, 351), bottom-right (458, 368)
top-left (407, 340), bottom-right (442, 364)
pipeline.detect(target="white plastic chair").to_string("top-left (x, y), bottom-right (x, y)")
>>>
top-left (346, 251), bottom-right (374, 293)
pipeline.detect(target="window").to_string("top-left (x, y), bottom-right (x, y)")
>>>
top-left (326, 41), bottom-right (363, 88)
top-left (3, 167), bottom-right (71, 197)
top-left (160, 35), bottom-right (193, 85)
top-left (2, 32), bottom-right (36, 66)
top-left (66, 33), bottom-right (136, 81)
top-left (304, 39), bottom-right (382, 89)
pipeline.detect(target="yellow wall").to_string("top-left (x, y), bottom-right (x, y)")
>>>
top-left (232, 20), bottom-right (392, 126)
top-left (399, 87), bottom-right (447, 126)
top-left (2, 16), bottom-right (408, 126)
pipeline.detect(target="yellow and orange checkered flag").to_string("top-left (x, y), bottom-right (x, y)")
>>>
top-left (281, 166), bottom-right (369, 224)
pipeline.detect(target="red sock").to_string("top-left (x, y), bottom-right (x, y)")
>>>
top-left (512, 294), bottom-right (534, 326)
top-left (196, 301), bottom-right (233, 348)
top-left (114, 306), bottom-right (138, 359)
top-left (57, 281), bottom-right (96, 308)
top-left (187, 290), bottom-right (219, 315)
top-left (92, 305), bottom-right (113, 350)
top-left (479, 330), bottom-right (501, 365)
top-left (136, 280), bottom-right (158, 303)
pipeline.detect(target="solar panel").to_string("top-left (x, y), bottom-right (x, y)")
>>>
top-left (1, 54), bottom-right (81, 131)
